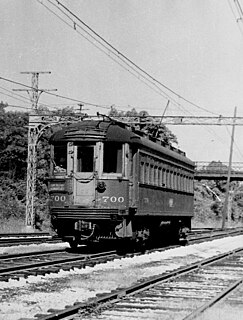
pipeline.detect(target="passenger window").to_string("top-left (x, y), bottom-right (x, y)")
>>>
top-left (54, 144), bottom-right (67, 172)
top-left (154, 166), bottom-right (158, 186)
top-left (162, 169), bottom-right (166, 187)
top-left (158, 168), bottom-right (162, 186)
top-left (150, 165), bottom-right (154, 185)
top-left (145, 163), bottom-right (150, 183)
top-left (103, 143), bottom-right (122, 173)
top-left (140, 162), bottom-right (145, 183)
top-left (77, 146), bottom-right (94, 172)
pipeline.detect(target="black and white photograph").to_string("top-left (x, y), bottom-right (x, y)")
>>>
top-left (1, 1), bottom-right (243, 319)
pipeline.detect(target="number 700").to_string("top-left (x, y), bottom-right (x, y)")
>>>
top-left (102, 196), bottom-right (124, 203)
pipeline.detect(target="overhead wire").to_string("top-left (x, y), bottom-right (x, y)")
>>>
top-left (0, 90), bottom-right (30, 105)
top-left (0, 84), bottom-right (60, 111)
top-left (46, 0), bottom-right (231, 146)
top-left (55, 0), bottom-right (220, 116)
top-left (46, 0), bottom-right (243, 153)
top-left (224, 122), bottom-right (243, 161)
top-left (36, 0), bottom-right (232, 134)
top-left (0, 75), bottom-right (110, 109)
top-left (38, 0), bottom-right (219, 116)
top-left (0, 76), bottom-right (142, 114)
top-left (36, 0), bottom-right (171, 104)
top-left (2, 1), bottom-right (238, 157)
top-left (0, 77), bottom-right (238, 156)
top-left (227, 0), bottom-right (243, 38)
top-left (225, 0), bottom-right (243, 160)
top-left (6, 104), bottom-right (32, 111)
top-left (0, 85), bottom-right (32, 103)
top-left (40, 0), bottom-right (235, 150)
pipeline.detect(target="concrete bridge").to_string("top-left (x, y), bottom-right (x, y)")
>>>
top-left (194, 162), bottom-right (243, 181)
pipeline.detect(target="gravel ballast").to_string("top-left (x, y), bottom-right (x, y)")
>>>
top-left (0, 236), bottom-right (243, 320)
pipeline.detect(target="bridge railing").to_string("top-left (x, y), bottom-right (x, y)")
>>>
top-left (195, 162), bottom-right (243, 173)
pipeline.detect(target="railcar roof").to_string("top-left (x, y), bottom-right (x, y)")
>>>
top-left (50, 119), bottom-right (194, 167)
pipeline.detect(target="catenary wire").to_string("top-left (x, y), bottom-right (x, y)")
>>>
top-left (38, 0), bottom-right (219, 116)
top-left (0, 85), bottom-right (32, 102)
top-left (36, 0), bottom-right (172, 104)
top-left (224, 122), bottom-right (243, 161)
top-left (227, 0), bottom-right (243, 38)
top-left (54, 0), bottom-right (218, 115)
top-left (0, 75), bottom-right (109, 109)
top-left (0, 90), bottom-right (30, 105)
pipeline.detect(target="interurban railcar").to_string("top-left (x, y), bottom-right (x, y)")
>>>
top-left (48, 117), bottom-right (195, 248)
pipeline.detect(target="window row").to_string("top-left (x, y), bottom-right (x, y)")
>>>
top-left (53, 142), bottom-right (123, 174)
top-left (139, 160), bottom-right (193, 193)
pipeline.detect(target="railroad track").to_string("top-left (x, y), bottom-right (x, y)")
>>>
top-left (0, 228), bottom-right (242, 282)
top-left (188, 227), bottom-right (243, 242)
top-left (36, 247), bottom-right (243, 320)
top-left (0, 232), bottom-right (60, 246)
top-left (0, 249), bottom-right (118, 282)
top-left (0, 227), bottom-right (241, 247)
top-left (1, 229), bottom-right (243, 320)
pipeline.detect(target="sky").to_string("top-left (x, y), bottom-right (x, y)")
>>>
top-left (1, 0), bottom-right (243, 163)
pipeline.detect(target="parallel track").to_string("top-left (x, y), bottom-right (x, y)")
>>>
top-left (0, 227), bottom-right (241, 247)
top-left (78, 248), bottom-right (243, 320)
top-left (0, 249), bottom-right (118, 281)
top-left (13, 246), bottom-right (243, 320)
top-left (1, 229), bottom-right (243, 320)
top-left (0, 228), bottom-right (242, 282)
top-left (0, 232), bottom-right (60, 246)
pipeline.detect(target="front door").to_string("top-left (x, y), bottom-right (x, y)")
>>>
top-left (73, 144), bottom-right (95, 206)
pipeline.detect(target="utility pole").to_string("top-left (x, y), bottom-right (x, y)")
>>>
top-left (13, 71), bottom-right (54, 109)
top-left (14, 71), bottom-right (56, 231)
top-left (222, 107), bottom-right (237, 229)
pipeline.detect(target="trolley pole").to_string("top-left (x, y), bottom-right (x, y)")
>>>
top-left (14, 71), bottom-right (55, 231)
top-left (221, 107), bottom-right (237, 230)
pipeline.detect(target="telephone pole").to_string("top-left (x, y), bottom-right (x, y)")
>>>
top-left (221, 107), bottom-right (237, 229)
top-left (14, 71), bottom-right (56, 231)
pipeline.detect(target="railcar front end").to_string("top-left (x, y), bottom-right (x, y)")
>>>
top-left (49, 120), bottom-right (136, 248)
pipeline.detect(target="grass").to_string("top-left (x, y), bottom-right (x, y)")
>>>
top-left (0, 217), bottom-right (46, 233)
top-left (192, 217), bottom-right (243, 229)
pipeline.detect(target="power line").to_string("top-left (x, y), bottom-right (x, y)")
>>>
top-left (0, 76), bottom-right (148, 114)
top-left (0, 85), bottom-right (71, 111)
top-left (14, 71), bottom-right (56, 111)
top-left (224, 122), bottom-right (243, 160)
top-left (0, 75), bottom-right (110, 109)
top-left (0, 85), bottom-right (31, 102)
top-left (227, 0), bottom-right (243, 38)
top-left (38, 0), bottom-right (218, 116)
top-left (6, 104), bottom-right (32, 110)
top-left (54, 0), bottom-right (215, 114)
top-left (36, 0), bottom-right (171, 104)
top-left (235, 0), bottom-right (243, 17)
top-left (0, 90), bottom-right (31, 105)
top-left (41, 0), bottom-right (243, 152)
top-left (34, 0), bottom-right (239, 152)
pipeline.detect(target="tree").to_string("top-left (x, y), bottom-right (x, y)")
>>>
top-left (0, 104), bottom-right (28, 223)
top-left (0, 106), bottom-right (28, 179)
top-left (108, 106), bottom-right (177, 145)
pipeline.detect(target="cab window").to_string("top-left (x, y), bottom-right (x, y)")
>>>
top-left (77, 145), bottom-right (94, 172)
top-left (103, 142), bottom-right (122, 173)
